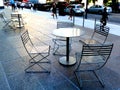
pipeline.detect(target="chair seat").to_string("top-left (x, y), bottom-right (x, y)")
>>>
top-left (79, 39), bottom-right (100, 44)
top-left (79, 24), bottom-right (110, 45)
top-left (30, 45), bottom-right (50, 54)
top-left (52, 38), bottom-right (66, 46)
top-left (83, 39), bottom-right (101, 44)
top-left (82, 56), bottom-right (105, 64)
top-left (11, 17), bottom-right (23, 22)
top-left (76, 52), bottom-right (105, 64)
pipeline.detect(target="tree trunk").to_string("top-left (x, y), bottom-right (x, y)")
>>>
top-left (112, 0), bottom-right (117, 12)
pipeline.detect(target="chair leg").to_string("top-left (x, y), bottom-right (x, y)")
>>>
top-left (74, 70), bottom-right (105, 88)
top-left (29, 54), bottom-right (50, 63)
top-left (25, 54), bottom-right (51, 73)
top-left (53, 41), bottom-right (72, 56)
top-left (3, 20), bottom-right (11, 28)
top-left (93, 71), bottom-right (105, 88)
top-left (25, 63), bottom-right (50, 73)
top-left (74, 71), bottom-right (83, 89)
top-left (53, 44), bottom-right (59, 55)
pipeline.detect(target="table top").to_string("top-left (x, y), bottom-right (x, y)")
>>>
top-left (52, 28), bottom-right (84, 38)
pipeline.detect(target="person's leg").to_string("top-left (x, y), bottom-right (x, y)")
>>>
top-left (55, 13), bottom-right (57, 19)
top-left (53, 13), bottom-right (54, 18)
top-left (70, 15), bottom-right (72, 20)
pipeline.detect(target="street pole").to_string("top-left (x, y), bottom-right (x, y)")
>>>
top-left (85, 0), bottom-right (88, 19)
top-left (83, 12), bottom-right (85, 27)
top-left (73, 12), bottom-right (75, 26)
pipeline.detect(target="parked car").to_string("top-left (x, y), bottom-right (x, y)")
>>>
top-left (64, 4), bottom-right (85, 16)
top-left (88, 5), bottom-right (112, 14)
top-left (37, 3), bottom-right (52, 11)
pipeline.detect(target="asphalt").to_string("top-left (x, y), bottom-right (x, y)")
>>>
top-left (0, 7), bottom-right (120, 90)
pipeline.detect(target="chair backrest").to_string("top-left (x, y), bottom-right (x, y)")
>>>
top-left (11, 14), bottom-right (22, 20)
top-left (57, 22), bottom-right (73, 29)
top-left (21, 30), bottom-right (34, 54)
top-left (79, 43), bottom-right (113, 70)
top-left (91, 24), bottom-right (109, 43)
top-left (21, 30), bottom-right (31, 45)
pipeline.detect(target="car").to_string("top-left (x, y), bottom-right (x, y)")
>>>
top-left (37, 3), bottom-right (52, 11)
top-left (88, 5), bottom-right (112, 14)
top-left (24, 2), bottom-right (33, 9)
top-left (64, 4), bottom-right (85, 16)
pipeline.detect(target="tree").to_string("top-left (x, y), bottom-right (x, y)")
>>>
top-left (112, 0), bottom-right (117, 12)
top-left (88, 0), bottom-right (97, 5)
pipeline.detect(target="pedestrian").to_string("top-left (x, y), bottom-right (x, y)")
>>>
top-left (68, 6), bottom-right (73, 20)
top-left (11, 3), bottom-right (15, 11)
top-left (52, 2), bottom-right (57, 19)
top-left (33, 3), bottom-right (37, 11)
top-left (100, 7), bottom-right (108, 26)
top-left (20, 2), bottom-right (24, 10)
top-left (17, 2), bottom-right (21, 10)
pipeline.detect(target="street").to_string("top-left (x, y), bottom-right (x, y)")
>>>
top-left (81, 13), bottom-right (120, 24)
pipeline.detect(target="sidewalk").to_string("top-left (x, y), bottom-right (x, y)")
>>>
top-left (18, 8), bottom-right (120, 36)
top-left (0, 8), bottom-right (120, 90)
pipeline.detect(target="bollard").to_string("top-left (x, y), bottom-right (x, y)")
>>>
top-left (82, 13), bottom-right (85, 27)
top-left (73, 13), bottom-right (75, 26)
top-left (94, 18), bottom-right (96, 29)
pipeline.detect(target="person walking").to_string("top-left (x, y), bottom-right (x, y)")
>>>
top-left (52, 2), bottom-right (57, 19)
top-left (20, 2), bottom-right (24, 10)
top-left (100, 7), bottom-right (108, 26)
top-left (11, 3), bottom-right (15, 11)
top-left (68, 6), bottom-right (74, 20)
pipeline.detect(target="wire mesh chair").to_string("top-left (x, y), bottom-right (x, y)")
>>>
top-left (21, 30), bottom-right (51, 73)
top-left (52, 21), bottom-right (73, 56)
top-left (79, 24), bottom-right (109, 44)
top-left (74, 43), bottom-right (113, 88)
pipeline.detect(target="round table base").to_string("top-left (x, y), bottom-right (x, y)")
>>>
top-left (59, 56), bottom-right (76, 66)
top-left (16, 25), bottom-right (24, 28)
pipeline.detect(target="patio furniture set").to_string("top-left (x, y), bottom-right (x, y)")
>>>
top-left (1, 10), bottom-right (114, 89)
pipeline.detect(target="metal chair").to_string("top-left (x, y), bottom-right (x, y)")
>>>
top-left (52, 21), bottom-right (73, 55)
top-left (74, 43), bottom-right (113, 88)
top-left (2, 13), bottom-right (16, 29)
top-left (52, 37), bottom-right (67, 55)
top-left (11, 13), bottom-right (24, 28)
top-left (0, 12), bottom-right (12, 28)
top-left (0, 11), bottom-right (7, 22)
top-left (79, 24), bottom-right (109, 44)
top-left (21, 30), bottom-right (51, 73)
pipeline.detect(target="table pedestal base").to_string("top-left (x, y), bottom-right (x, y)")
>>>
top-left (59, 56), bottom-right (76, 66)
top-left (16, 25), bottom-right (24, 28)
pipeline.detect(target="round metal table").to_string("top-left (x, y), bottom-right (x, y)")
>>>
top-left (52, 27), bottom-right (84, 66)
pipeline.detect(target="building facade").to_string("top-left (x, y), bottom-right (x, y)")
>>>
top-left (0, 0), bottom-right (4, 9)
